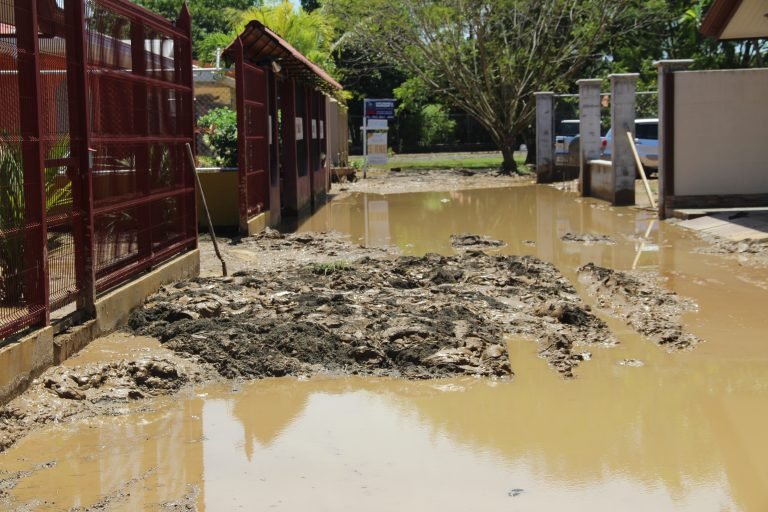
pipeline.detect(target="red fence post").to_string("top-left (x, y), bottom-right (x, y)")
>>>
top-left (14, 0), bottom-right (49, 328)
top-left (234, 38), bottom-right (249, 234)
top-left (65, 0), bottom-right (96, 315)
top-left (305, 85), bottom-right (314, 206)
top-left (280, 78), bottom-right (298, 214)
top-left (131, 18), bottom-right (152, 265)
top-left (268, 70), bottom-right (281, 225)
top-left (177, 2), bottom-right (198, 243)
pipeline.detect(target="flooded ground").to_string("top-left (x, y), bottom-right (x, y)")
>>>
top-left (1, 184), bottom-right (767, 511)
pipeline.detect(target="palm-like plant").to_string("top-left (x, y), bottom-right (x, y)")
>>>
top-left (0, 136), bottom-right (72, 305)
top-left (227, 1), bottom-right (337, 74)
top-left (0, 137), bottom-right (27, 304)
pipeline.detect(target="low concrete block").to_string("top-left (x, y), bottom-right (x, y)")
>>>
top-left (53, 319), bottom-right (98, 364)
top-left (0, 327), bottom-right (54, 404)
top-left (0, 249), bottom-right (201, 405)
top-left (588, 160), bottom-right (615, 203)
top-left (246, 212), bottom-right (270, 236)
top-left (95, 249), bottom-right (200, 334)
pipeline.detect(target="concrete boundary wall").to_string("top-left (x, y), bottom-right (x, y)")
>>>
top-left (673, 68), bottom-right (768, 196)
top-left (0, 250), bottom-right (200, 405)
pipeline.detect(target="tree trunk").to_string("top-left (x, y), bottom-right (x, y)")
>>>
top-left (524, 135), bottom-right (536, 166)
top-left (499, 134), bottom-right (518, 174)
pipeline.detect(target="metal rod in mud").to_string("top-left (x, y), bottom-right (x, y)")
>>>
top-left (626, 131), bottom-right (657, 210)
top-left (185, 143), bottom-right (228, 277)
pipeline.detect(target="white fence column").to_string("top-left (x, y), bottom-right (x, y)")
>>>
top-left (534, 91), bottom-right (555, 183)
top-left (609, 73), bottom-right (638, 205)
top-left (577, 79), bottom-right (602, 196)
top-left (655, 59), bottom-right (693, 218)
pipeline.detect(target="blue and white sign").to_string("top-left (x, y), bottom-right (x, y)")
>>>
top-left (364, 99), bottom-right (396, 120)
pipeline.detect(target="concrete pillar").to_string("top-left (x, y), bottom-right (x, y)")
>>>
top-left (534, 92), bottom-right (555, 183)
top-left (609, 73), bottom-right (638, 206)
top-left (577, 79), bottom-right (602, 197)
top-left (655, 60), bottom-right (693, 218)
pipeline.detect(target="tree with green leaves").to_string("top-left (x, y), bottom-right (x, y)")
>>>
top-left (326, 0), bottom-right (669, 172)
top-left (227, 1), bottom-right (337, 73)
top-left (134, 0), bottom-right (258, 58)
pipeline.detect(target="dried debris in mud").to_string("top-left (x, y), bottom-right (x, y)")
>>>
top-left (561, 232), bottom-right (616, 245)
top-left (131, 233), bottom-right (617, 381)
top-left (200, 229), bottom-right (391, 277)
top-left (578, 263), bottom-right (703, 349)
top-left (334, 167), bottom-right (531, 195)
top-left (0, 350), bottom-right (216, 453)
top-left (696, 237), bottom-right (768, 267)
top-left (450, 233), bottom-right (506, 249)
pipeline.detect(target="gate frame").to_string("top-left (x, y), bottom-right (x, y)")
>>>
top-left (0, 0), bottom-right (197, 341)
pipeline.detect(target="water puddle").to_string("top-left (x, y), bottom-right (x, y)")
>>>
top-left (1, 185), bottom-right (767, 510)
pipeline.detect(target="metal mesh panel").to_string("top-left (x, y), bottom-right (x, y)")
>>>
top-left (84, 0), bottom-right (195, 293)
top-left (237, 60), bottom-right (270, 218)
top-left (40, 31), bottom-right (81, 311)
top-left (1, 0), bottom-right (194, 338)
top-left (0, 0), bottom-right (47, 337)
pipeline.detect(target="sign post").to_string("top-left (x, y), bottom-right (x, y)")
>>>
top-left (363, 98), bottom-right (396, 178)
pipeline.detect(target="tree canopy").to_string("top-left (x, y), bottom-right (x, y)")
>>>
top-left (132, 0), bottom-right (766, 168)
top-left (326, 0), bottom-right (640, 171)
top-left (228, 1), bottom-right (337, 72)
top-left (134, 0), bottom-right (257, 58)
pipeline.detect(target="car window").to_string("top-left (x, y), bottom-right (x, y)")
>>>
top-left (635, 123), bottom-right (658, 140)
top-left (557, 122), bottom-right (580, 137)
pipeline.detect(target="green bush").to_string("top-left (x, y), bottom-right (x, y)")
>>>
top-left (198, 107), bottom-right (238, 168)
top-left (420, 104), bottom-right (456, 147)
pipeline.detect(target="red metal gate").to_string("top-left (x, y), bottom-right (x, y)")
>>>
top-left (233, 38), bottom-right (270, 231)
top-left (0, 0), bottom-right (196, 340)
top-left (85, 0), bottom-right (196, 293)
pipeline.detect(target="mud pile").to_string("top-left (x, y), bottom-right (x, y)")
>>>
top-left (450, 233), bottom-right (506, 249)
top-left (131, 242), bottom-right (616, 380)
top-left (697, 237), bottom-right (768, 267)
top-left (578, 263), bottom-right (703, 349)
top-left (0, 354), bottom-right (214, 452)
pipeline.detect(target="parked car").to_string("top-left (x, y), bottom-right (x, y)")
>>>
top-left (601, 118), bottom-right (659, 173)
top-left (562, 134), bottom-right (608, 169)
top-left (555, 119), bottom-right (579, 166)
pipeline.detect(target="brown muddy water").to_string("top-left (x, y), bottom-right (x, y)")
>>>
top-left (2, 185), bottom-right (767, 511)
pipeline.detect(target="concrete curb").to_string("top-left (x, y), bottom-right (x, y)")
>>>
top-left (0, 249), bottom-right (200, 405)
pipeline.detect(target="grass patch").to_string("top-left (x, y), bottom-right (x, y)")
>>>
top-left (350, 153), bottom-right (527, 171)
top-left (309, 261), bottom-right (354, 275)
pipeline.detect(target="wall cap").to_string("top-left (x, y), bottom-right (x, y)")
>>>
top-left (608, 73), bottom-right (640, 80)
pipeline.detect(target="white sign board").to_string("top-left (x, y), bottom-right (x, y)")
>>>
top-left (320, 121), bottom-right (325, 139)
top-left (367, 131), bottom-right (388, 165)
top-left (312, 120), bottom-right (318, 139)
top-left (367, 119), bottom-right (388, 130)
top-left (295, 117), bottom-right (304, 141)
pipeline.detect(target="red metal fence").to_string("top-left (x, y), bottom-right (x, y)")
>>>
top-left (0, 0), bottom-right (196, 340)
top-left (233, 39), bottom-right (270, 230)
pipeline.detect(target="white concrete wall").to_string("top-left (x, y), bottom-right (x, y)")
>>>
top-left (674, 68), bottom-right (768, 196)
top-left (326, 99), bottom-right (349, 167)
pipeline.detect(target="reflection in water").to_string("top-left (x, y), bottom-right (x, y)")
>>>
top-left (1, 185), bottom-right (767, 510)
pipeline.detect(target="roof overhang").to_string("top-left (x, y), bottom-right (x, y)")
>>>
top-left (701, 0), bottom-right (768, 40)
top-left (224, 20), bottom-right (342, 96)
